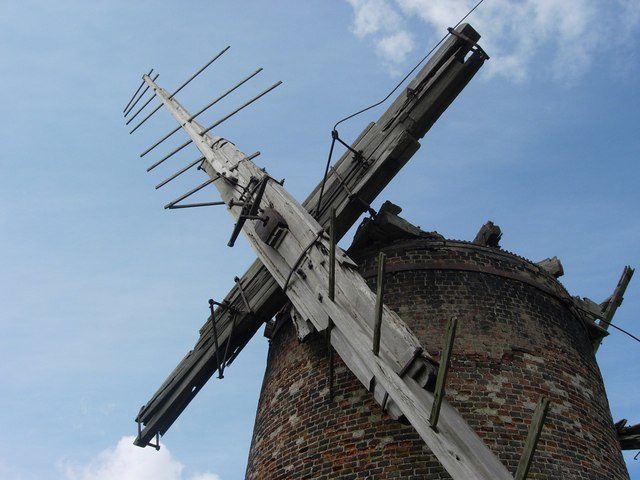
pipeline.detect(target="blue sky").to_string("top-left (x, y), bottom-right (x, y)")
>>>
top-left (0, 1), bottom-right (638, 479)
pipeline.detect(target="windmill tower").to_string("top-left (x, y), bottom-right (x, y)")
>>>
top-left (122, 22), bottom-right (636, 480)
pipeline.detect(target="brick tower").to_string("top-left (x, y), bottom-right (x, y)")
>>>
top-left (246, 203), bottom-right (629, 479)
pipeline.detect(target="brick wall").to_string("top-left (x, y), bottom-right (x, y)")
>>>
top-left (245, 238), bottom-right (628, 479)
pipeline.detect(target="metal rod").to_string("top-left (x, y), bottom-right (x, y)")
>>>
top-left (147, 139), bottom-right (193, 172)
top-left (129, 103), bottom-right (162, 131)
top-left (372, 251), bottom-right (386, 356)
top-left (329, 207), bottom-right (336, 301)
top-left (147, 432), bottom-right (160, 451)
top-left (233, 276), bottom-right (253, 314)
top-left (219, 312), bottom-right (236, 378)
top-left (200, 81), bottom-right (283, 136)
top-left (140, 68), bottom-right (263, 157)
top-left (124, 70), bottom-right (155, 117)
top-left (208, 300), bottom-right (224, 379)
top-left (164, 177), bottom-right (217, 209)
top-left (515, 396), bottom-right (550, 480)
top-left (230, 151), bottom-right (261, 171)
top-left (130, 47), bottom-right (230, 134)
top-left (125, 73), bottom-right (160, 123)
top-left (326, 320), bottom-right (334, 402)
top-left (124, 69), bottom-right (153, 114)
top-left (155, 156), bottom-right (205, 189)
top-left (147, 79), bottom-right (280, 170)
top-left (429, 317), bottom-right (458, 431)
top-left (171, 46), bottom-right (230, 100)
top-left (167, 202), bottom-right (225, 209)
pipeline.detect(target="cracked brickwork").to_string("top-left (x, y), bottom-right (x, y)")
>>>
top-left (245, 238), bottom-right (628, 479)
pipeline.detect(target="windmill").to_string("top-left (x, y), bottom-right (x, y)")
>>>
top-left (120, 23), bottom-right (626, 480)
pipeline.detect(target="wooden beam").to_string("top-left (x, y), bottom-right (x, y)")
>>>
top-left (429, 317), bottom-right (458, 431)
top-left (373, 252), bottom-right (386, 356)
top-left (515, 396), bottom-right (550, 480)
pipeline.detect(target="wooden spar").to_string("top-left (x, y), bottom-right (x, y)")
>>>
top-left (594, 266), bottom-right (634, 351)
top-left (372, 252), bottom-right (386, 356)
top-left (135, 23), bottom-right (487, 448)
top-left (429, 317), bottom-right (458, 430)
top-left (515, 397), bottom-right (550, 480)
top-left (135, 72), bottom-right (512, 480)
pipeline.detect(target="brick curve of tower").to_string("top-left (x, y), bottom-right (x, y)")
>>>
top-left (246, 204), bottom-right (629, 479)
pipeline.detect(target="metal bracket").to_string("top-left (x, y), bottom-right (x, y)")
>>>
top-left (447, 27), bottom-right (490, 60)
top-left (137, 417), bottom-right (161, 451)
top-left (228, 175), bottom-right (270, 247)
top-left (233, 276), bottom-right (254, 314)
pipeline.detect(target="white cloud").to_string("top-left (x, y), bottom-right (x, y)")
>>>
top-left (346, 0), bottom-right (402, 37)
top-left (346, 0), bottom-right (414, 68)
top-left (376, 31), bottom-right (414, 64)
top-left (345, 0), bottom-right (640, 82)
top-left (59, 436), bottom-right (220, 480)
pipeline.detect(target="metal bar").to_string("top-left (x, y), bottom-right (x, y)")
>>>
top-left (208, 300), bottom-right (224, 379)
top-left (129, 103), bottom-right (162, 131)
top-left (219, 312), bottom-right (237, 378)
top-left (167, 202), bottom-right (225, 210)
top-left (146, 432), bottom-right (161, 451)
top-left (125, 73), bottom-right (160, 123)
top-left (130, 47), bottom-right (229, 134)
top-left (372, 252), bottom-right (386, 356)
top-left (200, 81), bottom-right (283, 136)
top-left (233, 276), bottom-right (253, 314)
top-left (429, 317), bottom-right (458, 431)
top-left (515, 396), bottom-right (550, 480)
top-left (326, 321), bottom-right (334, 402)
top-left (231, 151), bottom-right (261, 172)
top-left (155, 156), bottom-right (205, 189)
top-left (147, 80), bottom-right (280, 171)
top-left (164, 177), bottom-right (218, 209)
top-left (124, 70), bottom-right (156, 117)
top-left (124, 69), bottom-right (153, 114)
top-left (140, 68), bottom-right (263, 157)
top-left (329, 207), bottom-right (336, 301)
top-left (147, 139), bottom-right (193, 172)
top-left (170, 46), bottom-right (230, 100)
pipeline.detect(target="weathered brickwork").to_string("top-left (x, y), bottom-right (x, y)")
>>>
top-left (245, 238), bottom-right (629, 479)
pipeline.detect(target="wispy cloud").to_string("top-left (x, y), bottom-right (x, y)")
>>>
top-left (344, 0), bottom-right (640, 82)
top-left (346, 0), bottom-right (414, 70)
top-left (59, 437), bottom-right (220, 480)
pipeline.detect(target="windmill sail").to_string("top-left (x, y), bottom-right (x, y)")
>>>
top-left (137, 63), bottom-right (510, 478)
top-left (134, 24), bottom-right (488, 453)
